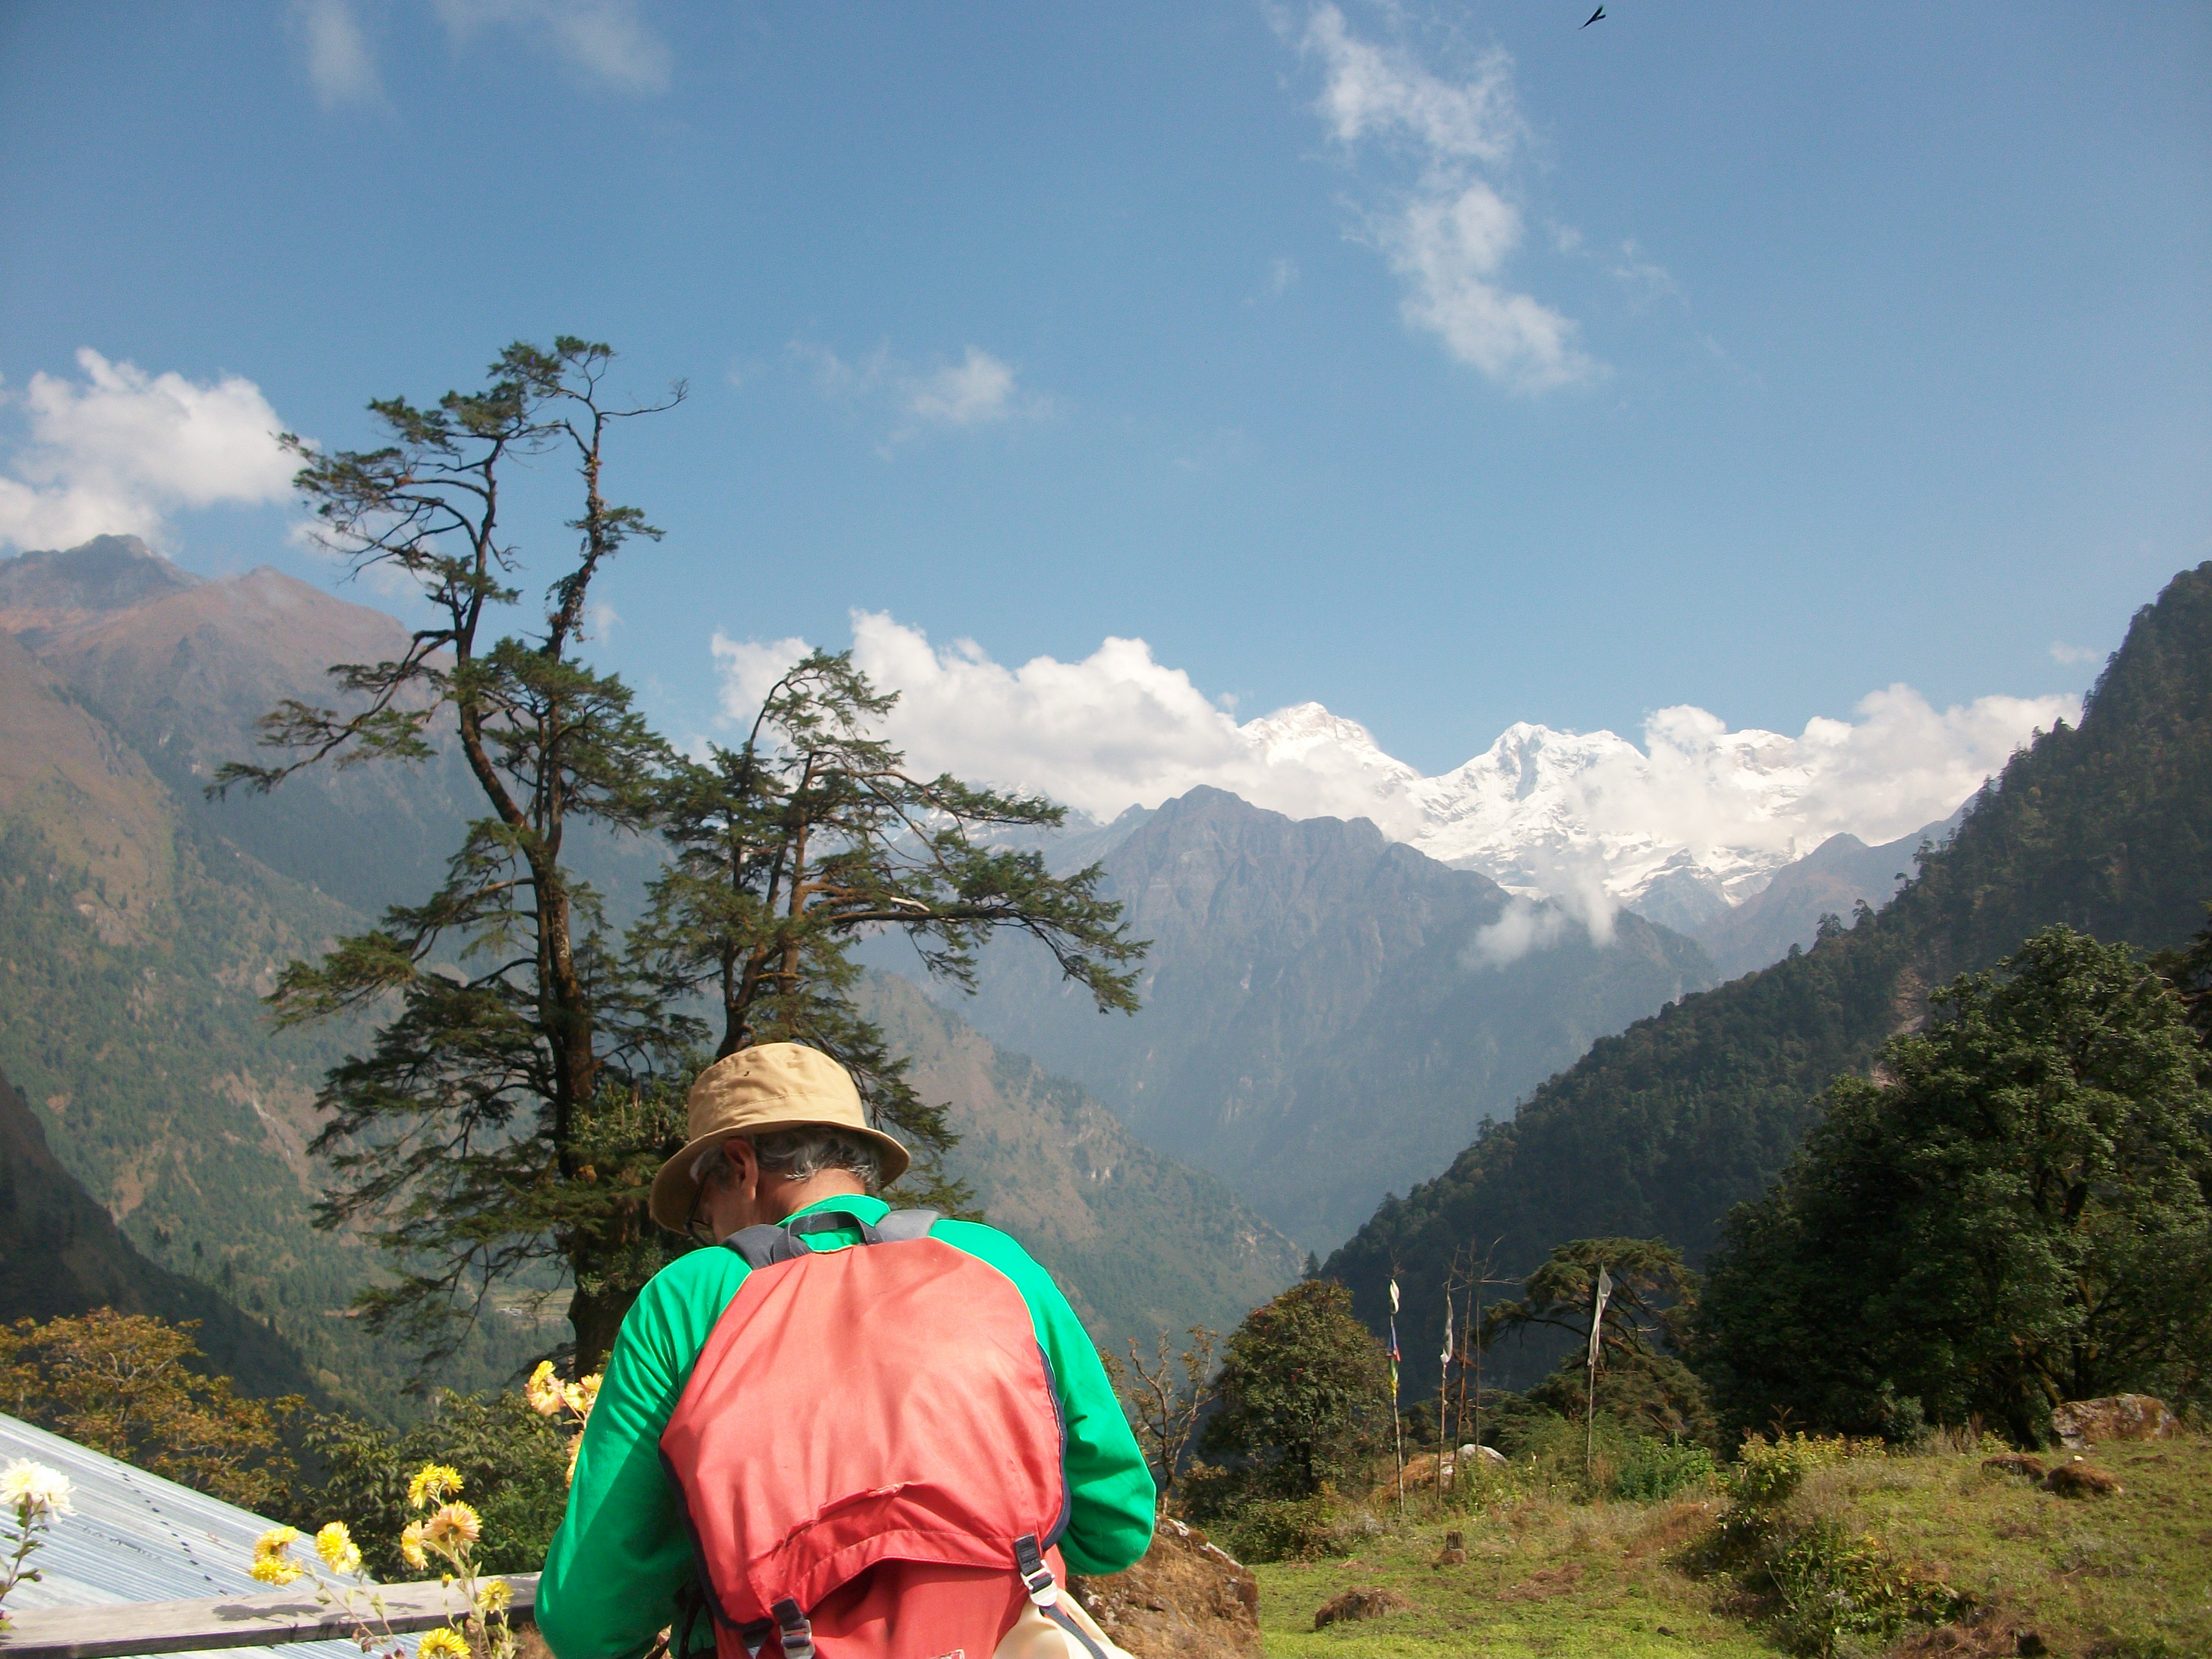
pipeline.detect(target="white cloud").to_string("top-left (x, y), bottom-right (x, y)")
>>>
top-left (908, 349), bottom-right (1021, 427)
top-left (707, 614), bottom-right (2072, 938)
top-left (1464, 896), bottom-right (1569, 971)
top-left (294, 0), bottom-right (382, 107)
top-left (2049, 641), bottom-right (2102, 666)
top-left (794, 342), bottom-right (1048, 448)
top-left (711, 633), bottom-right (815, 724)
top-left (1381, 182), bottom-right (1592, 390)
top-left (1298, 4), bottom-right (1595, 391)
top-left (431, 0), bottom-right (671, 95)
top-left (0, 350), bottom-right (294, 550)
top-left (1304, 5), bottom-right (1520, 163)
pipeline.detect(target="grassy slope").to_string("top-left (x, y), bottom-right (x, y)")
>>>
top-left (1256, 1498), bottom-right (1764, 1658)
top-left (1246, 1436), bottom-right (2212, 1658)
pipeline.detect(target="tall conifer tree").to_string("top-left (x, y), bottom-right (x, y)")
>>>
top-left (218, 338), bottom-right (687, 1371)
top-left (629, 650), bottom-right (1145, 1211)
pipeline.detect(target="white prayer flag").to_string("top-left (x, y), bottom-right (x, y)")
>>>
top-left (1389, 1278), bottom-right (1400, 1314)
top-left (1588, 1266), bottom-right (1614, 1369)
top-left (1441, 1295), bottom-right (1454, 1368)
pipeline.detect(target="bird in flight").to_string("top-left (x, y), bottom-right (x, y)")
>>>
top-left (1583, 6), bottom-right (1605, 24)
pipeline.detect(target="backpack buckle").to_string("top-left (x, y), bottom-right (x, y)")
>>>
top-left (1013, 1533), bottom-right (1056, 1608)
top-left (771, 1597), bottom-right (816, 1659)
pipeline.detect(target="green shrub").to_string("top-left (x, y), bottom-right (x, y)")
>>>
top-left (1686, 1432), bottom-right (1970, 1657)
top-left (1214, 1492), bottom-right (1345, 1564)
top-left (1614, 1438), bottom-right (1715, 1503)
top-left (1760, 1518), bottom-right (1973, 1658)
top-left (290, 1390), bottom-right (571, 1575)
top-left (1724, 1432), bottom-right (1860, 1506)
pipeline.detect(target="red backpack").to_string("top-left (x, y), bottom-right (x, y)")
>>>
top-left (660, 1208), bottom-right (1107, 1659)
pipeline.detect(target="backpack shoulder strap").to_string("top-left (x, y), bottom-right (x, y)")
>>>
top-left (722, 1206), bottom-right (939, 1268)
top-left (721, 1223), bottom-right (806, 1270)
top-left (874, 1207), bottom-right (942, 1242)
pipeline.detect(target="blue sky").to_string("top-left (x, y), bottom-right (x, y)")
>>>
top-left (2, 1), bottom-right (2205, 794)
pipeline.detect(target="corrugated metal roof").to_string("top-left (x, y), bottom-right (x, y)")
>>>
top-left (0, 1412), bottom-right (362, 1659)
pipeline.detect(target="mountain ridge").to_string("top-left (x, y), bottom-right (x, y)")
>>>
top-left (1324, 561), bottom-right (2212, 1399)
top-left (924, 785), bottom-right (1718, 1251)
top-left (0, 536), bottom-right (1303, 1381)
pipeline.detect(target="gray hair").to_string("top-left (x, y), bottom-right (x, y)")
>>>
top-left (692, 1126), bottom-right (885, 1197)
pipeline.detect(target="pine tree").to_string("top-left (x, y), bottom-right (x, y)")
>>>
top-left (628, 650), bottom-right (1144, 1211)
top-left (1483, 1238), bottom-right (1710, 1443)
top-left (217, 338), bottom-right (688, 1372)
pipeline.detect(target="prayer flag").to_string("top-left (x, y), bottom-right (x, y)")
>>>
top-left (1588, 1265), bottom-right (1614, 1369)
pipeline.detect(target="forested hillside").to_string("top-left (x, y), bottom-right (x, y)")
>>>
top-left (937, 786), bottom-right (1717, 1250)
top-left (0, 536), bottom-right (1303, 1386)
top-left (860, 973), bottom-right (1302, 1347)
top-left (0, 1061), bottom-right (324, 1401)
top-left (1328, 561), bottom-right (2212, 1396)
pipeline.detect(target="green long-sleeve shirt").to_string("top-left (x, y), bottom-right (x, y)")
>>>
top-left (536, 1195), bottom-right (1155, 1658)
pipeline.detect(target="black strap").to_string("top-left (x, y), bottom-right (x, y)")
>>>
top-left (1014, 1532), bottom-right (1056, 1604)
top-left (1043, 1601), bottom-right (1109, 1659)
top-left (722, 1207), bottom-right (941, 1268)
top-left (772, 1597), bottom-right (816, 1659)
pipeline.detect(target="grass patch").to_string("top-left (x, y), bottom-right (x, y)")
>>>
top-left (1252, 1492), bottom-right (1766, 1658)
top-left (1245, 1435), bottom-right (2212, 1657)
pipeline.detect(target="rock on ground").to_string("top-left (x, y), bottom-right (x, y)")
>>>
top-left (1980, 1453), bottom-right (2048, 1482)
top-left (2042, 1459), bottom-right (2122, 1499)
top-left (1312, 1587), bottom-right (1410, 1629)
top-left (2049, 1394), bottom-right (2178, 1449)
top-left (1071, 1516), bottom-right (1260, 1658)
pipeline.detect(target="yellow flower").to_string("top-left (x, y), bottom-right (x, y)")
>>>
top-left (253, 1526), bottom-right (299, 1563)
top-left (421, 1501), bottom-right (482, 1550)
top-left (406, 1463), bottom-right (464, 1510)
top-left (399, 1521), bottom-right (428, 1571)
top-left (249, 1557), bottom-right (304, 1586)
top-left (312, 1521), bottom-right (361, 1575)
top-left (416, 1627), bottom-right (471, 1659)
top-left (474, 1575), bottom-right (514, 1614)
top-left (524, 1360), bottom-right (565, 1417)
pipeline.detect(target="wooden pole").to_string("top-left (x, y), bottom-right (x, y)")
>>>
top-left (1454, 1279), bottom-right (1471, 1469)
top-left (1435, 1360), bottom-right (1450, 1499)
top-left (1585, 1346), bottom-right (1597, 1481)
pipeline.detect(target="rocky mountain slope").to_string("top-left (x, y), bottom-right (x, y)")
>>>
top-left (1692, 812), bottom-right (1959, 980)
top-left (0, 536), bottom-right (1300, 1379)
top-left (922, 787), bottom-right (1717, 1252)
top-left (1327, 561), bottom-right (2212, 1397)
top-left (862, 973), bottom-right (1302, 1347)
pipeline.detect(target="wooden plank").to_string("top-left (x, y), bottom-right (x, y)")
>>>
top-left (0, 1573), bottom-right (537, 1659)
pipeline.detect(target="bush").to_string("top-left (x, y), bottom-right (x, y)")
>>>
top-left (1759, 1517), bottom-right (1972, 1657)
top-left (1614, 1438), bottom-right (1715, 1503)
top-left (291, 1391), bottom-right (570, 1576)
top-left (1687, 1433), bottom-right (1971, 1657)
top-left (1213, 1492), bottom-right (1347, 1564)
top-left (1196, 1280), bottom-right (1390, 1502)
top-left (1724, 1433), bottom-right (1861, 1506)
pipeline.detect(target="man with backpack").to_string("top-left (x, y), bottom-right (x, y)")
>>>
top-left (536, 1042), bottom-right (1156, 1658)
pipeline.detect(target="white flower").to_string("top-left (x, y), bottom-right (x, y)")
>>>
top-left (0, 1460), bottom-right (74, 1517)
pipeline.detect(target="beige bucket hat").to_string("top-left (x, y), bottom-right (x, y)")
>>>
top-left (648, 1042), bottom-right (912, 1233)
